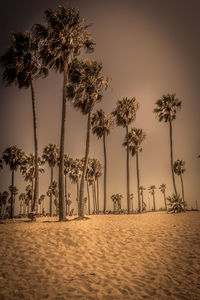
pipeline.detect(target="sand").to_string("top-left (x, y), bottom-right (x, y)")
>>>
top-left (0, 211), bottom-right (199, 300)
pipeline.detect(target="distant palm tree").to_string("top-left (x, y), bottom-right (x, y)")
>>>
top-left (111, 194), bottom-right (123, 214)
top-left (0, 31), bottom-right (48, 215)
top-left (91, 109), bottom-right (113, 214)
top-left (42, 144), bottom-right (59, 216)
top-left (2, 146), bottom-right (24, 218)
top-left (39, 194), bottom-right (46, 215)
top-left (112, 97), bottom-right (139, 213)
top-left (66, 193), bottom-right (72, 216)
top-left (19, 193), bottom-right (26, 215)
top-left (174, 160), bottom-right (186, 202)
top-left (25, 184), bottom-right (33, 215)
top-left (159, 184), bottom-right (167, 210)
top-left (139, 186), bottom-right (146, 211)
top-left (69, 158), bottom-right (83, 207)
top-left (0, 191), bottom-right (9, 216)
top-left (123, 128), bottom-right (146, 213)
top-left (34, 4), bottom-right (95, 221)
top-left (148, 185), bottom-right (156, 211)
top-left (67, 58), bottom-right (108, 217)
top-left (63, 155), bottom-right (73, 215)
top-left (20, 154), bottom-right (45, 208)
top-left (154, 94), bottom-right (182, 195)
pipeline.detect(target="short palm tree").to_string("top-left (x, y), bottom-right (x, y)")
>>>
top-left (63, 155), bottom-right (73, 214)
top-left (19, 193), bottom-right (26, 215)
top-left (111, 194), bottom-right (123, 214)
top-left (167, 193), bottom-right (186, 213)
top-left (123, 128), bottom-right (146, 213)
top-left (148, 185), bottom-right (156, 211)
top-left (174, 159), bottom-right (186, 202)
top-left (69, 158), bottom-right (83, 206)
top-left (91, 109), bottom-right (113, 214)
top-left (67, 58), bottom-right (108, 217)
top-left (42, 144), bottom-right (59, 216)
top-left (159, 184), bottom-right (167, 210)
top-left (139, 186), bottom-right (146, 211)
top-left (0, 31), bottom-right (48, 215)
top-left (112, 97), bottom-right (139, 213)
top-left (2, 146), bottom-right (24, 218)
top-left (0, 191), bottom-right (9, 216)
top-left (154, 94), bottom-right (182, 195)
top-left (34, 4), bottom-right (95, 221)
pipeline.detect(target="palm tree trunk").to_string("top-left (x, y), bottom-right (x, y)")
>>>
top-left (126, 126), bottom-right (130, 214)
top-left (103, 133), bottom-right (107, 214)
top-left (77, 179), bottom-right (80, 205)
top-left (169, 119), bottom-right (177, 195)
top-left (164, 191), bottom-right (167, 210)
top-left (30, 79), bottom-right (39, 214)
top-left (136, 152), bottom-right (141, 213)
top-left (153, 193), bottom-right (156, 211)
top-left (86, 177), bottom-right (90, 215)
top-left (180, 174), bottom-right (184, 202)
top-left (10, 170), bottom-right (14, 219)
top-left (97, 178), bottom-right (99, 214)
top-left (50, 167), bottom-right (53, 217)
top-left (59, 63), bottom-right (68, 221)
top-left (92, 182), bottom-right (97, 214)
top-left (141, 192), bottom-right (144, 211)
top-left (79, 110), bottom-right (92, 217)
top-left (65, 174), bottom-right (68, 215)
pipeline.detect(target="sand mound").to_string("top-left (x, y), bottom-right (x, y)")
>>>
top-left (0, 212), bottom-right (199, 299)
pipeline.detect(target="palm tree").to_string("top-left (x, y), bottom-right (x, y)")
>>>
top-left (123, 128), bottom-right (146, 213)
top-left (112, 97), bottom-right (139, 213)
top-left (139, 186), bottom-right (146, 212)
top-left (69, 158), bottom-right (83, 209)
top-left (63, 155), bottom-right (73, 215)
top-left (111, 194), bottom-right (123, 214)
top-left (0, 191), bottom-right (9, 217)
top-left (67, 58), bottom-right (108, 217)
top-left (39, 194), bottom-right (46, 215)
top-left (148, 185), bottom-right (156, 211)
top-left (174, 160), bottom-right (186, 202)
top-left (34, 4), bottom-right (95, 221)
top-left (20, 154), bottom-right (45, 209)
top-left (2, 146), bottom-right (24, 218)
top-left (167, 193), bottom-right (186, 213)
top-left (154, 94), bottom-right (182, 195)
top-left (19, 193), bottom-right (26, 216)
top-left (42, 144), bottom-right (59, 216)
top-left (0, 31), bottom-right (48, 216)
top-left (66, 193), bottom-right (72, 216)
top-left (91, 109), bottom-right (113, 214)
top-left (159, 184), bottom-right (167, 210)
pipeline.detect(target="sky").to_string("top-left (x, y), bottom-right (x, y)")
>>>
top-left (0, 0), bottom-right (200, 213)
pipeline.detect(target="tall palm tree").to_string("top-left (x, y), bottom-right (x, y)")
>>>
top-left (42, 144), bottom-right (59, 216)
top-left (159, 184), bottom-right (167, 210)
top-left (91, 109), bottom-right (113, 214)
top-left (123, 127), bottom-right (146, 213)
top-left (154, 94), bottom-right (182, 195)
top-left (34, 4), bottom-right (95, 221)
top-left (67, 58), bottom-right (108, 217)
top-left (2, 146), bottom-right (24, 218)
top-left (174, 159), bottom-right (186, 202)
top-left (112, 97), bottom-right (139, 213)
top-left (148, 185), bottom-right (156, 211)
top-left (0, 31), bottom-right (48, 215)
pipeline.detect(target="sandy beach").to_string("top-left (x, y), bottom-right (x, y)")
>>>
top-left (0, 211), bottom-right (199, 300)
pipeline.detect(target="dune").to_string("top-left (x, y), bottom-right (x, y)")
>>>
top-left (0, 211), bottom-right (199, 299)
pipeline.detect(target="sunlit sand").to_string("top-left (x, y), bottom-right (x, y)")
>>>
top-left (0, 211), bottom-right (199, 299)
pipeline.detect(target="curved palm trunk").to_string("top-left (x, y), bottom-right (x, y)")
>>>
top-left (10, 170), bottom-right (14, 219)
top-left (59, 64), bottom-right (68, 221)
top-left (180, 174), bottom-right (184, 202)
top-left (136, 152), bottom-right (141, 213)
top-left (31, 79), bottom-right (39, 214)
top-left (79, 110), bottom-right (92, 217)
top-left (169, 120), bottom-right (177, 195)
top-left (50, 167), bottom-right (53, 217)
top-left (86, 177), bottom-right (90, 215)
top-left (126, 126), bottom-right (130, 213)
top-left (103, 133), bottom-right (107, 214)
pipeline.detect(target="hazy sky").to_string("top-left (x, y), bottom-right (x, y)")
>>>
top-left (0, 0), bottom-right (199, 213)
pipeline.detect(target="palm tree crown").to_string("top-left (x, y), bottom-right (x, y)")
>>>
top-left (123, 128), bottom-right (146, 156)
top-left (2, 146), bottom-right (24, 171)
top-left (42, 144), bottom-right (59, 168)
top-left (112, 97), bottom-right (138, 127)
top-left (91, 109), bottom-right (113, 138)
top-left (159, 183), bottom-right (166, 194)
top-left (174, 160), bottom-right (186, 175)
top-left (153, 93), bottom-right (182, 122)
